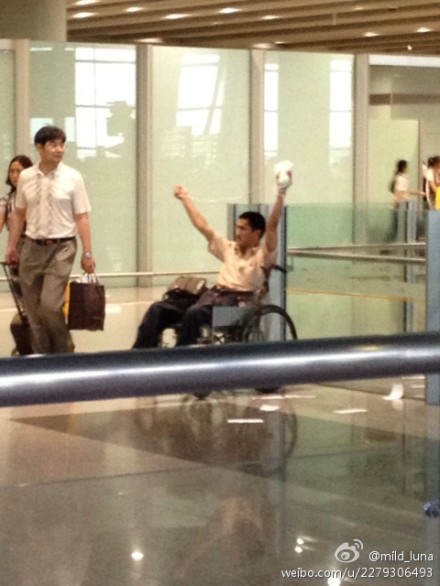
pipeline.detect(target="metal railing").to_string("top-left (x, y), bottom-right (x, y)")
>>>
top-left (287, 243), bottom-right (425, 265)
top-left (0, 246), bottom-right (424, 285)
top-left (0, 269), bottom-right (218, 284)
top-left (0, 332), bottom-right (439, 407)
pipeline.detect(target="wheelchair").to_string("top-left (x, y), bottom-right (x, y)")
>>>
top-left (160, 269), bottom-right (297, 349)
top-left (196, 302), bottom-right (297, 345)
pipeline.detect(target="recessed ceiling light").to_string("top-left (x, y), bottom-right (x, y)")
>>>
top-left (364, 31), bottom-right (380, 37)
top-left (262, 15), bottom-right (280, 21)
top-left (138, 37), bottom-right (163, 44)
top-left (219, 7), bottom-right (241, 14)
top-left (333, 408), bottom-right (368, 414)
top-left (417, 27), bottom-right (432, 33)
top-left (407, 45), bottom-right (413, 51)
top-left (126, 6), bottom-right (143, 13)
top-left (259, 404), bottom-right (280, 412)
top-left (164, 13), bottom-right (188, 20)
top-left (131, 551), bottom-right (144, 561)
top-left (74, 0), bottom-right (98, 5)
top-left (252, 43), bottom-right (274, 49)
top-left (227, 418), bottom-right (265, 424)
top-left (72, 11), bottom-right (95, 18)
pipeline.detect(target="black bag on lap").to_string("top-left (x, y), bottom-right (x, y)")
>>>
top-left (163, 275), bottom-right (207, 309)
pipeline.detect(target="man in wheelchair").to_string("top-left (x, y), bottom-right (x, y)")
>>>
top-left (132, 173), bottom-right (292, 349)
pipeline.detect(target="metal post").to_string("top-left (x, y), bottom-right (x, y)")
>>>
top-left (404, 200), bottom-right (419, 333)
top-left (425, 211), bottom-right (440, 405)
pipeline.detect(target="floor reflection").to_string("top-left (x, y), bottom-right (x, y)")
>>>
top-left (14, 392), bottom-right (298, 478)
top-left (1, 388), bottom-right (438, 585)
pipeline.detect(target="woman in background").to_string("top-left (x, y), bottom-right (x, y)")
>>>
top-left (0, 155), bottom-right (33, 314)
top-left (423, 156), bottom-right (440, 209)
top-left (388, 159), bottom-right (424, 241)
top-left (0, 154), bottom-right (33, 235)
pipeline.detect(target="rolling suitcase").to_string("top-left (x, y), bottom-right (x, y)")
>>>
top-left (1, 262), bottom-right (33, 355)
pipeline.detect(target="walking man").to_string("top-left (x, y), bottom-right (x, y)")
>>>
top-left (6, 125), bottom-right (96, 353)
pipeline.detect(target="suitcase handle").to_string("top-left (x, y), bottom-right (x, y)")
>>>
top-left (1, 261), bottom-right (27, 323)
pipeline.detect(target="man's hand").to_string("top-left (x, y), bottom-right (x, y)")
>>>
top-left (81, 254), bottom-right (96, 274)
top-left (274, 160), bottom-right (294, 193)
top-left (5, 246), bottom-right (19, 267)
top-left (277, 171), bottom-right (292, 197)
top-left (276, 170), bottom-right (293, 193)
top-left (174, 185), bottom-right (190, 200)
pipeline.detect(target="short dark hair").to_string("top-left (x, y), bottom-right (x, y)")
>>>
top-left (5, 154), bottom-right (33, 190)
top-left (396, 159), bottom-right (407, 174)
top-left (34, 125), bottom-right (66, 146)
top-left (428, 156), bottom-right (440, 167)
top-left (239, 211), bottom-right (266, 237)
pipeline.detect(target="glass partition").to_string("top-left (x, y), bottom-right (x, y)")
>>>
top-left (0, 47), bottom-right (16, 276)
top-left (29, 42), bottom-right (137, 278)
top-left (148, 46), bottom-right (250, 282)
top-left (0, 48), bottom-right (15, 170)
top-left (286, 203), bottom-right (426, 341)
top-left (287, 258), bottom-right (424, 339)
top-left (263, 52), bottom-right (354, 208)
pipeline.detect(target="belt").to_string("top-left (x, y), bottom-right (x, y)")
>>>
top-left (28, 236), bottom-right (75, 246)
top-left (212, 286), bottom-right (254, 297)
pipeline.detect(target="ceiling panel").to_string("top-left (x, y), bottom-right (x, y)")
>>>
top-left (67, 0), bottom-right (440, 55)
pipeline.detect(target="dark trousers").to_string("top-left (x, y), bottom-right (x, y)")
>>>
top-left (132, 288), bottom-right (254, 348)
top-left (132, 300), bottom-right (213, 348)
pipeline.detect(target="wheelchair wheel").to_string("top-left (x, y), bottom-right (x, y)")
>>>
top-left (241, 304), bottom-right (297, 393)
top-left (240, 304), bottom-right (297, 343)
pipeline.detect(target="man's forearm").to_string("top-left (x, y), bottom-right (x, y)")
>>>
top-left (75, 213), bottom-right (92, 252)
top-left (177, 190), bottom-right (213, 240)
top-left (265, 191), bottom-right (285, 252)
top-left (75, 213), bottom-right (96, 273)
top-left (7, 209), bottom-right (25, 249)
top-left (181, 197), bottom-right (208, 231)
top-left (267, 191), bottom-right (285, 229)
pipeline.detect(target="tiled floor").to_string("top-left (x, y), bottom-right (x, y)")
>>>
top-left (0, 286), bottom-right (439, 585)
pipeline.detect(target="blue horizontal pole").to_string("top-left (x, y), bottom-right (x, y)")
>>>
top-left (0, 332), bottom-right (439, 407)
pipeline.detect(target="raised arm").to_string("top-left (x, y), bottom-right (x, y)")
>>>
top-left (265, 186), bottom-right (287, 254)
top-left (173, 184), bottom-right (215, 242)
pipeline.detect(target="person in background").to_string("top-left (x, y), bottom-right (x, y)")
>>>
top-left (0, 155), bottom-right (33, 301)
top-left (5, 125), bottom-right (96, 354)
top-left (423, 156), bottom-right (440, 209)
top-left (0, 155), bottom-right (33, 235)
top-left (388, 159), bottom-right (424, 241)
